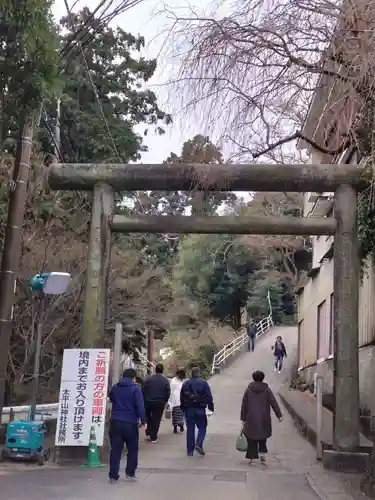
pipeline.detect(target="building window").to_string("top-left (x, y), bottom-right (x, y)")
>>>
top-left (329, 293), bottom-right (334, 355)
top-left (317, 299), bottom-right (329, 360)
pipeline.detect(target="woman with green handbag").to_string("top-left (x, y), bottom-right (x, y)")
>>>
top-left (236, 428), bottom-right (248, 453)
top-left (240, 370), bottom-right (283, 464)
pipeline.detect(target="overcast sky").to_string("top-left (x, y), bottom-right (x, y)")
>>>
top-left (52, 0), bottom-right (203, 163)
top-left (52, 0), bottom-right (252, 204)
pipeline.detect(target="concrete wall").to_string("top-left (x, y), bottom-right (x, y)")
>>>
top-left (298, 256), bottom-right (375, 369)
top-left (298, 146), bottom-right (375, 423)
top-left (299, 343), bottom-right (375, 418)
top-left (297, 258), bottom-right (334, 367)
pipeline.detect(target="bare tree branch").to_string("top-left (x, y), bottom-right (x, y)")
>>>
top-left (163, 0), bottom-right (375, 162)
top-left (252, 130), bottom-right (350, 159)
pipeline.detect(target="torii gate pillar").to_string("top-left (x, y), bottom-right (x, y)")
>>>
top-left (81, 183), bottom-right (114, 348)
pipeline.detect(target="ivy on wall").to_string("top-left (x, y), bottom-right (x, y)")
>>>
top-left (358, 182), bottom-right (375, 273)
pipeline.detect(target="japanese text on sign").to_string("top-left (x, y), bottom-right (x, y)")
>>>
top-left (55, 349), bottom-right (110, 447)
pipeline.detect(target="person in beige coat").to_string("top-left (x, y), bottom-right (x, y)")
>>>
top-left (240, 370), bottom-right (283, 464)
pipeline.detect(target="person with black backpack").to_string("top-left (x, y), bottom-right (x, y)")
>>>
top-left (180, 367), bottom-right (214, 456)
top-left (247, 320), bottom-right (257, 352)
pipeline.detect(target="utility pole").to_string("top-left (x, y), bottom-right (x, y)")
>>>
top-left (54, 98), bottom-right (61, 161)
top-left (0, 117), bottom-right (34, 417)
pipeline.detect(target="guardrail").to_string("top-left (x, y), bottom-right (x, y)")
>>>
top-left (211, 315), bottom-right (274, 375)
top-left (137, 351), bottom-right (155, 372)
top-left (2, 353), bottom-right (155, 424)
top-left (2, 403), bottom-right (58, 424)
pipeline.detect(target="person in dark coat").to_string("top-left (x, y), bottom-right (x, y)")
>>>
top-left (108, 368), bottom-right (146, 482)
top-left (240, 370), bottom-right (282, 464)
top-left (271, 336), bottom-right (287, 373)
top-left (143, 363), bottom-right (171, 443)
top-left (247, 320), bottom-right (257, 352)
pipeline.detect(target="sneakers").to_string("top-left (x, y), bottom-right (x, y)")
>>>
top-left (260, 454), bottom-right (266, 464)
top-left (144, 436), bottom-right (151, 442)
top-left (187, 452), bottom-right (194, 456)
top-left (125, 475), bottom-right (138, 482)
top-left (109, 478), bottom-right (119, 484)
top-left (195, 444), bottom-right (205, 456)
top-left (151, 439), bottom-right (158, 444)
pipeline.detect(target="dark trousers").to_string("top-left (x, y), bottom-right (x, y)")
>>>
top-left (248, 336), bottom-right (255, 352)
top-left (145, 401), bottom-right (165, 441)
top-left (185, 408), bottom-right (207, 453)
top-left (246, 438), bottom-right (268, 459)
top-left (275, 354), bottom-right (284, 371)
top-left (109, 420), bottom-right (139, 480)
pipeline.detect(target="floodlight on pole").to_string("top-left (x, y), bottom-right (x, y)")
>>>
top-left (29, 272), bottom-right (71, 420)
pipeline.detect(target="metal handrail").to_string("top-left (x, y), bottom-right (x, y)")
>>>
top-left (137, 350), bottom-right (155, 371)
top-left (2, 352), bottom-right (156, 423)
top-left (211, 315), bottom-right (274, 374)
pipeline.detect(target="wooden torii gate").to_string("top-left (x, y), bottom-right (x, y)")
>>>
top-left (49, 161), bottom-right (366, 455)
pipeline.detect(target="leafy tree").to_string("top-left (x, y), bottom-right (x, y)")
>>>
top-left (136, 135), bottom-right (236, 216)
top-left (132, 135), bottom-right (238, 267)
top-left (0, 0), bottom-right (58, 153)
top-left (243, 192), bottom-right (311, 291)
top-left (173, 234), bottom-right (260, 329)
top-left (246, 269), bottom-right (294, 325)
top-left (40, 8), bottom-right (171, 163)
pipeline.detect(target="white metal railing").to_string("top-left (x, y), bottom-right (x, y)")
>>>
top-left (2, 352), bottom-right (155, 423)
top-left (137, 350), bottom-right (155, 373)
top-left (2, 403), bottom-right (58, 424)
top-left (211, 315), bottom-right (274, 374)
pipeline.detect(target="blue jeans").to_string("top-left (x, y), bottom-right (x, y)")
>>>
top-left (275, 354), bottom-right (284, 371)
top-left (248, 336), bottom-right (255, 351)
top-left (185, 408), bottom-right (207, 453)
top-left (109, 420), bottom-right (139, 480)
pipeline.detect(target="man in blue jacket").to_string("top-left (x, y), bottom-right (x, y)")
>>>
top-left (180, 367), bottom-right (214, 456)
top-left (108, 368), bottom-right (145, 483)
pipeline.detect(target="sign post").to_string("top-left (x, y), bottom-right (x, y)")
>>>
top-left (55, 348), bottom-right (110, 448)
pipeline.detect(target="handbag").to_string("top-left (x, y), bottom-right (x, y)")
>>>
top-left (164, 407), bottom-right (172, 420)
top-left (236, 429), bottom-right (248, 452)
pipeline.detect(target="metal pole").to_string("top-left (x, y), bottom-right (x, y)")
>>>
top-left (316, 375), bottom-right (323, 460)
top-left (54, 98), bottom-right (61, 162)
top-left (267, 290), bottom-right (273, 319)
top-left (112, 323), bottom-right (123, 385)
top-left (147, 329), bottom-right (153, 375)
top-left (30, 292), bottom-right (45, 421)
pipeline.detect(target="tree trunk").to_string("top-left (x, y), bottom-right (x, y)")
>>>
top-left (233, 304), bottom-right (242, 331)
top-left (0, 118), bottom-right (34, 416)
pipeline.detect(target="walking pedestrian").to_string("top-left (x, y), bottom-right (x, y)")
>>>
top-left (143, 363), bottom-right (171, 443)
top-left (169, 368), bottom-right (186, 434)
top-left (240, 370), bottom-right (283, 465)
top-left (180, 366), bottom-right (214, 456)
top-left (247, 320), bottom-right (257, 352)
top-left (108, 368), bottom-right (146, 483)
top-left (271, 336), bottom-right (287, 373)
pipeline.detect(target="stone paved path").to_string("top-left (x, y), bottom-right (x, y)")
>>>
top-left (1, 327), bottom-right (368, 500)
